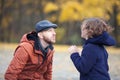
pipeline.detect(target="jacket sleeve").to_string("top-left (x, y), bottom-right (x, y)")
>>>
top-left (70, 44), bottom-right (98, 74)
top-left (4, 46), bottom-right (29, 80)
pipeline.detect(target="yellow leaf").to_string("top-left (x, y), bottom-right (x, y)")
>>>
top-left (59, 1), bottom-right (83, 22)
top-left (44, 2), bottom-right (58, 13)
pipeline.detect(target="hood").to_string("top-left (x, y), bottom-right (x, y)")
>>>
top-left (20, 32), bottom-right (34, 45)
top-left (85, 32), bottom-right (116, 46)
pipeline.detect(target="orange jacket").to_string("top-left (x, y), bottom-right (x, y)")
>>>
top-left (4, 33), bottom-right (54, 80)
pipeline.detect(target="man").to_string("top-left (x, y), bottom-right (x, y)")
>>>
top-left (4, 20), bottom-right (57, 80)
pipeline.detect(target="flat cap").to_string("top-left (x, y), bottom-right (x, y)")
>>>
top-left (35, 20), bottom-right (57, 33)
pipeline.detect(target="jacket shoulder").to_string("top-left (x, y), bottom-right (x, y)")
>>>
top-left (20, 42), bottom-right (33, 53)
top-left (84, 43), bottom-right (99, 48)
top-left (14, 42), bottom-right (33, 54)
top-left (20, 42), bottom-right (33, 48)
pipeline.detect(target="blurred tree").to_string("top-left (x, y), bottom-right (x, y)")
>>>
top-left (0, 0), bottom-right (14, 42)
top-left (44, 2), bottom-right (59, 22)
top-left (58, 0), bottom-right (120, 46)
top-left (58, 1), bottom-right (82, 45)
top-left (0, 0), bottom-right (120, 47)
top-left (0, 0), bottom-right (4, 42)
top-left (58, 0), bottom-right (105, 45)
top-left (104, 0), bottom-right (120, 46)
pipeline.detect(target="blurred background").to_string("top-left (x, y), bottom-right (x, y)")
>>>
top-left (0, 0), bottom-right (120, 80)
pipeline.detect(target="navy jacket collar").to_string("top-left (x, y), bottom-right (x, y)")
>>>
top-left (85, 32), bottom-right (116, 46)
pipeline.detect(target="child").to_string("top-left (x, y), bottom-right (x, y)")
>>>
top-left (68, 18), bottom-right (116, 80)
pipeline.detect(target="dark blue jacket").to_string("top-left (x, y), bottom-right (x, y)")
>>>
top-left (71, 32), bottom-right (116, 80)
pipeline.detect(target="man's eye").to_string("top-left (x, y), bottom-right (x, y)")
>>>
top-left (48, 29), bottom-right (52, 32)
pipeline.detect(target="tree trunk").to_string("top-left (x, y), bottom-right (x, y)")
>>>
top-left (0, 0), bottom-right (4, 42)
top-left (109, 4), bottom-right (120, 47)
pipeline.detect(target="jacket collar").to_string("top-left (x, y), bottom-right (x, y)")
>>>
top-left (85, 31), bottom-right (115, 46)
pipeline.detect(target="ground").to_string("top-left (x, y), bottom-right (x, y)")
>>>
top-left (0, 45), bottom-right (120, 80)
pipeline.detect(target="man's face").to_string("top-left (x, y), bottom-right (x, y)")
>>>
top-left (38, 28), bottom-right (56, 44)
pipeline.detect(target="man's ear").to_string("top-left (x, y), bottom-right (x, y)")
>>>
top-left (38, 32), bottom-right (43, 39)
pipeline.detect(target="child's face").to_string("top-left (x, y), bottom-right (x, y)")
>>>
top-left (81, 24), bottom-right (88, 40)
